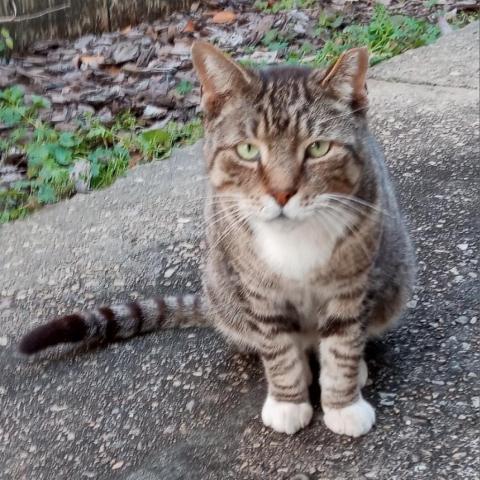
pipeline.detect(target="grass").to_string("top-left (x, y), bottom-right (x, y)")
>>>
top-left (254, 0), bottom-right (315, 14)
top-left (312, 4), bottom-right (441, 66)
top-left (0, 86), bottom-right (202, 223)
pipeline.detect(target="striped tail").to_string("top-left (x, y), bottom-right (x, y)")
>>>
top-left (18, 294), bottom-right (208, 355)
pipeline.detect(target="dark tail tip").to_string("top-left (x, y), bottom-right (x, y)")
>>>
top-left (18, 314), bottom-right (88, 355)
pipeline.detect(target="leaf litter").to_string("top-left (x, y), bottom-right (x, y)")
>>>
top-left (0, 0), bottom-right (477, 214)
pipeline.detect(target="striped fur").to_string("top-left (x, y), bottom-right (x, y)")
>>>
top-left (20, 43), bottom-right (415, 438)
top-left (19, 295), bottom-right (206, 354)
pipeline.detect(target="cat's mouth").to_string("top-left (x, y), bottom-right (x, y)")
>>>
top-left (266, 210), bottom-right (303, 227)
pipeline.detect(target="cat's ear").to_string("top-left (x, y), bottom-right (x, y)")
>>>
top-left (318, 47), bottom-right (369, 109)
top-left (191, 41), bottom-right (253, 114)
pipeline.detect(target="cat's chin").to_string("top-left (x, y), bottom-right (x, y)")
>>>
top-left (262, 213), bottom-right (311, 228)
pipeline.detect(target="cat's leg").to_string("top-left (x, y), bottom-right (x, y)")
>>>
top-left (260, 340), bottom-right (313, 435)
top-left (319, 322), bottom-right (375, 437)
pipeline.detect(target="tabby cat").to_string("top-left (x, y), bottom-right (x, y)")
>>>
top-left (19, 42), bottom-right (415, 437)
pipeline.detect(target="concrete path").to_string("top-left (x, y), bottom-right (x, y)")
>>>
top-left (1, 23), bottom-right (479, 480)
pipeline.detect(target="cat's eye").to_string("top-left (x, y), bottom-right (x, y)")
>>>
top-left (236, 143), bottom-right (260, 161)
top-left (306, 141), bottom-right (331, 159)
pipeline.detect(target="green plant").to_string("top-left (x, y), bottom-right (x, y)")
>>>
top-left (255, 0), bottom-right (315, 13)
top-left (313, 4), bottom-right (440, 66)
top-left (448, 10), bottom-right (479, 29)
top-left (175, 79), bottom-right (193, 96)
top-left (0, 86), bottom-right (203, 223)
top-left (261, 29), bottom-right (290, 52)
top-left (0, 28), bottom-right (13, 59)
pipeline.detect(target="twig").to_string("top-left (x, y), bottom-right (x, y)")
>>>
top-left (0, 1), bottom-right (71, 23)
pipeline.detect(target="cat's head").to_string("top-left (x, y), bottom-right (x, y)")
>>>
top-left (191, 42), bottom-right (370, 225)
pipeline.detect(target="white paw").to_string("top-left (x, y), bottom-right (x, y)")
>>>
top-left (261, 395), bottom-right (313, 435)
top-left (359, 358), bottom-right (368, 388)
top-left (323, 396), bottom-right (375, 437)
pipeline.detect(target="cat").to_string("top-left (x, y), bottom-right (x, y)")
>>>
top-left (19, 41), bottom-right (415, 437)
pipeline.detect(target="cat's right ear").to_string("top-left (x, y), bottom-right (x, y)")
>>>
top-left (191, 41), bottom-right (253, 115)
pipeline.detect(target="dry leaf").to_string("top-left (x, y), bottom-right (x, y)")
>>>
top-left (75, 55), bottom-right (105, 69)
top-left (212, 11), bottom-right (236, 24)
top-left (121, 25), bottom-right (132, 35)
top-left (183, 19), bottom-right (197, 33)
top-left (103, 65), bottom-right (121, 76)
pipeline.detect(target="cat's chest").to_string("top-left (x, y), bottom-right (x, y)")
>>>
top-left (252, 219), bottom-right (344, 282)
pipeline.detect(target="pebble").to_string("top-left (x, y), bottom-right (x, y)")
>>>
top-left (164, 267), bottom-right (177, 278)
top-left (50, 404), bottom-right (68, 412)
top-left (111, 460), bottom-right (124, 470)
top-left (457, 243), bottom-right (468, 251)
top-left (456, 316), bottom-right (469, 324)
top-left (163, 425), bottom-right (175, 434)
top-left (0, 336), bottom-right (8, 347)
top-left (290, 474), bottom-right (310, 480)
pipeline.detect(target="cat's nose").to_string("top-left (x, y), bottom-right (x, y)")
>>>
top-left (270, 189), bottom-right (297, 207)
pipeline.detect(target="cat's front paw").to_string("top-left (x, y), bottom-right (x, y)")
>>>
top-left (261, 395), bottom-right (313, 435)
top-left (323, 396), bottom-right (375, 437)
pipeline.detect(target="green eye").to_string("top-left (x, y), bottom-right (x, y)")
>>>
top-left (236, 143), bottom-right (260, 161)
top-left (307, 141), bottom-right (331, 158)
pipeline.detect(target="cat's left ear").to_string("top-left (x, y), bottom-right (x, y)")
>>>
top-left (316, 48), bottom-right (369, 109)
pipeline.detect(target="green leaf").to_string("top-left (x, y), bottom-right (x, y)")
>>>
top-left (51, 145), bottom-right (72, 166)
top-left (175, 79), bottom-right (193, 96)
top-left (0, 86), bottom-right (24, 105)
top-left (30, 95), bottom-right (51, 110)
top-left (37, 184), bottom-right (57, 204)
top-left (140, 129), bottom-right (171, 145)
top-left (58, 132), bottom-right (78, 148)
top-left (12, 180), bottom-right (32, 190)
top-left (0, 107), bottom-right (21, 127)
top-left (27, 144), bottom-right (50, 166)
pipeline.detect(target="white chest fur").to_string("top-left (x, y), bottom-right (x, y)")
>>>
top-left (252, 218), bottom-right (345, 281)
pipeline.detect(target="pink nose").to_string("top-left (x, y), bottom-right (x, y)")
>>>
top-left (270, 189), bottom-right (296, 207)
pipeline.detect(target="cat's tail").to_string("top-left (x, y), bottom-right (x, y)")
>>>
top-left (18, 294), bottom-right (208, 355)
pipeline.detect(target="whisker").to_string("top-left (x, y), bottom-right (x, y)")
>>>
top-left (326, 194), bottom-right (389, 216)
top-left (209, 212), bottom-right (250, 252)
top-left (322, 205), bottom-right (372, 261)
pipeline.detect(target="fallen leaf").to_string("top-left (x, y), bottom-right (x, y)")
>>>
top-left (121, 25), bottom-right (132, 34)
top-left (249, 15), bottom-right (275, 44)
top-left (129, 152), bottom-right (143, 168)
top-left (79, 55), bottom-right (105, 68)
top-left (103, 65), bottom-right (121, 76)
top-left (183, 19), bottom-right (197, 33)
top-left (212, 10), bottom-right (236, 24)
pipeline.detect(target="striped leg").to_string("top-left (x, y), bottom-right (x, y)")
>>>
top-left (260, 340), bottom-right (313, 435)
top-left (319, 322), bottom-right (375, 437)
